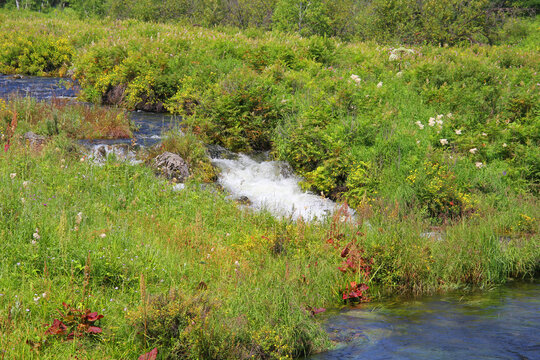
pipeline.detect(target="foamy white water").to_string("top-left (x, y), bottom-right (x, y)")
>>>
top-left (212, 154), bottom-right (339, 221)
top-left (87, 144), bottom-right (142, 165)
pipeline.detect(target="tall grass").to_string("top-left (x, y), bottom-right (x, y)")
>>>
top-left (0, 131), bottom-right (537, 358)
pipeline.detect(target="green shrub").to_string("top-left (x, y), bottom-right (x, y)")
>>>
top-left (407, 161), bottom-right (476, 221)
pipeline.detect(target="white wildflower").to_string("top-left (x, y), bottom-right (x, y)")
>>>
top-left (437, 114), bottom-right (444, 120)
top-left (389, 53), bottom-right (399, 62)
top-left (416, 140), bottom-right (420, 144)
top-left (350, 74), bottom-right (361, 84)
top-left (440, 139), bottom-right (449, 145)
top-left (455, 129), bottom-right (462, 135)
top-left (75, 212), bottom-right (83, 225)
top-left (436, 119), bottom-right (443, 126)
top-left (469, 148), bottom-right (478, 154)
top-left (482, 132), bottom-right (488, 136)
top-left (22, 181), bottom-right (29, 188)
top-left (234, 261), bottom-right (240, 266)
top-left (10, 173), bottom-right (16, 179)
top-left (396, 71), bottom-right (403, 78)
top-left (446, 113), bottom-right (453, 118)
top-left (475, 162), bottom-right (484, 168)
top-left (100, 233), bottom-right (106, 238)
top-left (502, 143), bottom-right (507, 147)
top-left (377, 81), bottom-right (383, 88)
top-left (33, 229), bottom-right (40, 240)
top-left (428, 117), bottom-right (436, 127)
top-left (415, 121), bottom-right (424, 129)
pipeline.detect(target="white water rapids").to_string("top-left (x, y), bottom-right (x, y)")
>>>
top-left (212, 154), bottom-right (341, 221)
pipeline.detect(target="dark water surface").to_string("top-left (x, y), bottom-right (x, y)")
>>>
top-left (1, 74), bottom-right (176, 146)
top-left (0, 74), bottom-right (79, 99)
top-left (311, 282), bottom-right (540, 360)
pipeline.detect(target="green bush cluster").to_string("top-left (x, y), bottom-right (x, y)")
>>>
top-left (0, 34), bottom-right (72, 76)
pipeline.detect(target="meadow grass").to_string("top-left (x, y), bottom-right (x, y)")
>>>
top-left (0, 121), bottom-right (537, 358)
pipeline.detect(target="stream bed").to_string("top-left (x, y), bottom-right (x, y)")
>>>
top-left (310, 282), bottom-right (540, 360)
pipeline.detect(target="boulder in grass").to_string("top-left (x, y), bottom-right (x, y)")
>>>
top-left (24, 132), bottom-right (46, 148)
top-left (154, 152), bottom-right (190, 182)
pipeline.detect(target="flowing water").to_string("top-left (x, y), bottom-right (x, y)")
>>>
top-left (210, 151), bottom-right (340, 221)
top-left (310, 282), bottom-right (540, 360)
top-left (0, 74), bottom-right (79, 99)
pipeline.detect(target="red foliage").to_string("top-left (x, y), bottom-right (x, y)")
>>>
top-left (45, 319), bottom-right (68, 335)
top-left (305, 305), bottom-right (326, 316)
top-left (342, 281), bottom-right (369, 302)
top-left (139, 348), bottom-right (158, 360)
top-left (44, 303), bottom-right (104, 340)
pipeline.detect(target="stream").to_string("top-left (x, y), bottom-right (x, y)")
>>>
top-left (1, 74), bottom-right (342, 220)
top-left (3, 76), bottom-right (539, 359)
top-left (310, 282), bottom-right (540, 360)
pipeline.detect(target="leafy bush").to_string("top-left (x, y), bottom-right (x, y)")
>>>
top-left (407, 161), bottom-right (476, 221)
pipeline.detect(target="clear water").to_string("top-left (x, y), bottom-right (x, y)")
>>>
top-left (310, 282), bottom-right (540, 360)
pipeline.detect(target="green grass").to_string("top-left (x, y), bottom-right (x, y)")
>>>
top-left (0, 124), bottom-right (537, 358)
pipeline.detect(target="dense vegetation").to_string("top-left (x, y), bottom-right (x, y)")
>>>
top-left (1, 0), bottom-right (539, 43)
top-left (0, 6), bottom-right (538, 360)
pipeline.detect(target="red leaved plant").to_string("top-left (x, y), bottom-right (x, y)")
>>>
top-left (139, 348), bottom-right (158, 360)
top-left (44, 302), bottom-right (104, 340)
top-left (342, 281), bottom-right (369, 301)
top-left (338, 241), bottom-right (373, 303)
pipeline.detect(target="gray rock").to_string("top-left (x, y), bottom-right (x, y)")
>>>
top-left (24, 132), bottom-right (46, 147)
top-left (236, 195), bottom-right (252, 205)
top-left (154, 152), bottom-right (190, 182)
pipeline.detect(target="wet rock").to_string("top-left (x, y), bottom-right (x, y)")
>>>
top-left (207, 144), bottom-right (238, 160)
top-left (154, 152), bottom-right (190, 182)
top-left (102, 84), bottom-right (126, 105)
top-left (135, 99), bottom-right (166, 113)
top-left (279, 163), bottom-right (295, 178)
top-left (236, 195), bottom-right (252, 205)
top-left (102, 84), bottom-right (166, 112)
top-left (24, 132), bottom-right (46, 147)
top-left (420, 230), bottom-right (444, 241)
top-left (499, 236), bottom-right (512, 245)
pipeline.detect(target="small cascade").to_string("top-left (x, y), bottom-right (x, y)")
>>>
top-left (87, 144), bottom-right (141, 165)
top-left (211, 153), bottom-right (341, 221)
